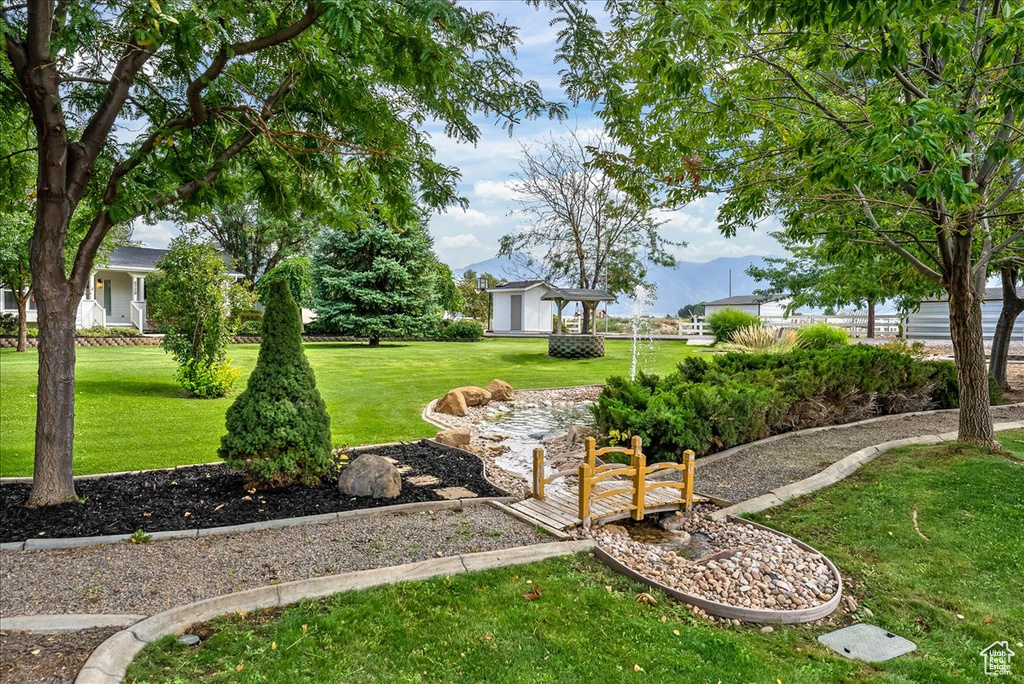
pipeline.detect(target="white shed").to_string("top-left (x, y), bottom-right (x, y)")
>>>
top-left (487, 280), bottom-right (554, 333)
top-left (906, 287), bottom-right (1024, 342)
top-left (703, 294), bottom-right (792, 319)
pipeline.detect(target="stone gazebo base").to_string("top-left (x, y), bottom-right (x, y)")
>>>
top-left (548, 334), bottom-right (605, 358)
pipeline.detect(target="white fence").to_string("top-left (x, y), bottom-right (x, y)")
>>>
top-left (677, 314), bottom-right (904, 339)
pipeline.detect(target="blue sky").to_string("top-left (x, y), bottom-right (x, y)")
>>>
top-left (133, 1), bottom-right (784, 269)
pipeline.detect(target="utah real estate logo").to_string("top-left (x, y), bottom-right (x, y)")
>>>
top-left (980, 641), bottom-right (1015, 676)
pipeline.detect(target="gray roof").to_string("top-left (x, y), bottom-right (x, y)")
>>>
top-left (488, 279), bottom-right (548, 291)
top-left (541, 287), bottom-right (614, 302)
top-left (99, 246), bottom-right (241, 276)
top-left (704, 294), bottom-right (784, 306)
top-left (924, 286), bottom-right (1024, 302)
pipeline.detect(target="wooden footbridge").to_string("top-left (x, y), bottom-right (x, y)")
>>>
top-left (506, 436), bottom-right (707, 532)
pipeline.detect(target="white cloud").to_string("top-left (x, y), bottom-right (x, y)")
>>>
top-left (473, 179), bottom-right (523, 202)
top-left (438, 233), bottom-right (486, 250)
top-left (440, 208), bottom-right (500, 228)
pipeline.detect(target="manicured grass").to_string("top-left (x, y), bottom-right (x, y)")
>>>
top-left (126, 432), bottom-right (1024, 683)
top-left (0, 338), bottom-right (697, 477)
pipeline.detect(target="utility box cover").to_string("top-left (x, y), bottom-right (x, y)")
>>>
top-left (818, 624), bottom-right (917, 663)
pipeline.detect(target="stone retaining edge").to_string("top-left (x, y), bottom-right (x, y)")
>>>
top-left (74, 540), bottom-right (596, 684)
top-left (2, 496), bottom-right (517, 553)
top-left (710, 420), bottom-right (1024, 522)
top-left (593, 515), bottom-right (844, 625)
top-left (0, 614), bottom-right (147, 632)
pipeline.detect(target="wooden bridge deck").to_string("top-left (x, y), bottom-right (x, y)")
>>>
top-left (508, 480), bottom-right (691, 531)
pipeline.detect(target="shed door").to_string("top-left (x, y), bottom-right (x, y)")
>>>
top-left (510, 294), bottom-right (522, 331)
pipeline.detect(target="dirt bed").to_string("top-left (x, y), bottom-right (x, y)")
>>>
top-left (0, 505), bottom-right (548, 617)
top-left (1, 442), bottom-right (504, 542)
top-left (0, 627), bottom-right (117, 684)
top-left (695, 404), bottom-right (1024, 504)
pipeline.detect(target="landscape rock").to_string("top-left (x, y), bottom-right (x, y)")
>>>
top-left (486, 379), bottom-right (515, 401)
top-left (564, 424), bottom-right (595, 445)
top-left (337, 454), bottom-right (402, 499)
top-left (434, 428), bottom-right (471, 448)
top-left (454, 386), bottom-right (492, 406)
top-left (435, 390), bottom-right (468, 416)
top-left (658, 512), bottom-right (688, 532)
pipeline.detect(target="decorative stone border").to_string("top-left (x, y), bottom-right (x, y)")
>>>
top-left (548, 334), bottom-right (605, 358)
top-left (594, 516), bottom-right (844, 624)
top-left (709, 419), bottom-right (1024, 522)
top-left (0, 496), bottom-right (516, 553)
top-left (74, 540), bottom-right (596, 684)
top-left (0, 336), bottom-right (161, 349)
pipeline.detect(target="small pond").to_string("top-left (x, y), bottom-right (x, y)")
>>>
top-left (480, 401), bottom-right (595, 484)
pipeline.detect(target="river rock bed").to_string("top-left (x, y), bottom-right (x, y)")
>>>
top-left (579, 511), bottom-right (839, 620)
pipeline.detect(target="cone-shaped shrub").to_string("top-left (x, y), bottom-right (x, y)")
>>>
top-left (219, 279), bottom-right (332, 486)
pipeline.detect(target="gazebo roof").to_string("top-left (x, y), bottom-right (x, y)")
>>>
top-left (541, 287), bottom-right (614, 303)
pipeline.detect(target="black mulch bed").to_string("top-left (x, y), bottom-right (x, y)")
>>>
top-left (0, 442), bottom-right (506, 542)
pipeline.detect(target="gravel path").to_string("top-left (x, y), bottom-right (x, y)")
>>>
top-left (0, 505), bottom-right (547, 618)
top-left (695, 405), bottom-right (1024, 503)
top-left (0, 627), bottom-right (117, 684)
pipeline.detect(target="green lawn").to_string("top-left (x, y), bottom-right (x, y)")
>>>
top-left (126, 432), bottom-right (1024, 683)
top-left (0, 338), bottom-right (697, 477)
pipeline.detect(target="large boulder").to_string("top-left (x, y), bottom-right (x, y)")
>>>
top-left (565, 425), bottom-right (595, 445)
top-left (453, 385), bottom-right (491, 406)
top-left (435, 428), bottom-right (471, 448)
top-left (434, 390), bottom-right (468, 416)
top-left (486, 379), bottom-right (514, 402)
top-left (338, 454), bottom-right (402, 499)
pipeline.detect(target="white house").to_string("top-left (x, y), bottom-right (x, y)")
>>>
top-left (906, 287), bottom-right (1024, 342)
top-left (703, 294), bottom-right (792, 319)
top-left (487, 280), bottom-right (555, 333)
top-left (1, 246), bottom-right (239, 332)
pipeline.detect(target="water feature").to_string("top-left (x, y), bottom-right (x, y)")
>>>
top-left (629, 284), bottom-right (657, 381)
top-left (621, 520), bottom-right (717, 560)
top-left (481, 400), bottom-right (595, 485)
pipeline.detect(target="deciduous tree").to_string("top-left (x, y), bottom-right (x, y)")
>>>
top-left (551, 0), bottom-right (1024, 445)
top-left (2, 0), bottom-right (564, 504)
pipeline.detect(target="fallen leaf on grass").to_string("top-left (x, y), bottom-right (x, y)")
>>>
top-left (635, 592), bottom-right (657, 605)
top-left (271, 642), bottom-right (277, 650)
top-left (482, 635), bottom-right (493, 641)
top-left (236, 663), bottom-right (244, 672)
top-left (673, 629), bottom-right (680, 636)
top-left (604, 585), bottom-right (613, 593)
top-left (523, 587), bottom-right (542, 601)
top-left (634, 664), bottom-right (644, 673)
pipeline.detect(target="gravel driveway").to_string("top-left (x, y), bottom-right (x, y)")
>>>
top-left (695, 404), bottom-right (1024, 503)
top-left (0, 505), bottom-right (548, 617)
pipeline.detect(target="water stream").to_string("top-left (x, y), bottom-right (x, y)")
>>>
top-left (481, 401), bottom-right (595, 484)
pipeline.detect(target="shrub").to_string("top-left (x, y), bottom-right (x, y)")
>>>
top-left (219, 279), bottom-right (332, 487)
top-left (0, 313), bottom-right (20, 336)
top-left (439, 319), bottom-right (484, 341)
top-left (234, 320), bottom-right (263, 336)
top-left (175, 359), bottom-right (241, 399)
top-left (594, 346), bottom-right (960, 461)
top-left (75, 325), bottom-right (142, 338)
top-left (796, 323), bottom-right (848, 349)
top-left (706, 308), bottom-right (762, 343)
top-left (727, 325), bottom-right (798, 353)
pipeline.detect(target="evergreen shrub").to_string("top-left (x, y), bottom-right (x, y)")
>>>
top-left (219, 279), bottom-right (332, 486)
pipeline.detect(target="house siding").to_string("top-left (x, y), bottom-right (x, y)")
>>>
top-left (490, 287), bottom-right (552, 333)
top-left (906, 300), bottom-right (1024, 342)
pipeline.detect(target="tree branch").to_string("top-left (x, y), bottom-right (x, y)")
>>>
top-left (854, 186), bottom-right (943, 283)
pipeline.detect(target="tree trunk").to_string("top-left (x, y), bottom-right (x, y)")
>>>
top-left (368, 337), bottom-right (380, 347)
top-left (989, 265), bottom-right (1023, 390)
top-left (866, 298), bottom-right (876, 339)
top-left (15, 294), bottom-right (28, 352)
top-left (581, 304), bottom-right (591, 335)
top-left (27, 283), bottom-right (80, 506)
top-left (946, 238), bottom-right (996, 447)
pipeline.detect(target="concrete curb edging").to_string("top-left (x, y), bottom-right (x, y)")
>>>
top-left (594, 516), bottom-right (844, 624)
top-left (74, 540), bottom-right (596, 684)
top-left (710, 420), bottom-right (1024, 521)
top-left (1, 497), bottom-right (517, 553)
top-left (0, 614), bottom-right (146, 632)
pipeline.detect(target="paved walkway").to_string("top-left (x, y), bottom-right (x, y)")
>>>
top-left (695, 405), bottom-right (1024, 504)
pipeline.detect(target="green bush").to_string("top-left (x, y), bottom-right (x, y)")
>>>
top-left (439, 319), bottom-right (484, 341)
top-left (75, 325), bottom-right (142, 338)
top-left (706, 308), bottom-right (762, 343)
top-left (594, 346), bottom-right (961, 461)
top-left (235, 320), bottom-right (263, 336)
top-left (796, 323), bottom-right (848, 349)
top-left (175, 359), bottom-right (241, 399)
top-left (219, 279), bottom-right (332, 487)
top-left (0, 313), bottom-right (19, 335)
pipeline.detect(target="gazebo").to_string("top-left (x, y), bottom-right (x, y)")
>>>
top-left (542, 287), bottom-right (615, 358)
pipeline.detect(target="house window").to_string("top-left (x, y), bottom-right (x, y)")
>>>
top-left (2, 288), bottom-right (37, 311)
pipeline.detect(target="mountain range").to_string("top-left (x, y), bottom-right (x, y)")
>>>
top-left (452, 253), bottom-right (777, 316)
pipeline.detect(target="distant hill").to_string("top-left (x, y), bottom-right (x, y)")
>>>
top-left (452, 253), bottom-right (777, 316)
